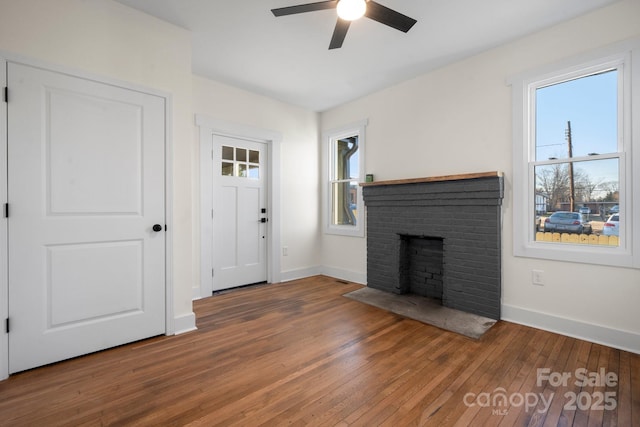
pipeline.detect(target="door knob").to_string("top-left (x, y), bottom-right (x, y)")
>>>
top-left (153, 224), bottom-right (163, 232)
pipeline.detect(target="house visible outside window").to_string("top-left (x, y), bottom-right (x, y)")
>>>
top-left (324, 120), bottom-right (367, 237)
top-left (511, 41), bottom-right (640, 268)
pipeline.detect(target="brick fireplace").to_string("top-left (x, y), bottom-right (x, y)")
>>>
top-left (362, 172), bottom-right (504, 320)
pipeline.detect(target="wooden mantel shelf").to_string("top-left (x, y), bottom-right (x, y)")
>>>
top-left (360, 171), bottom-right (502, 187)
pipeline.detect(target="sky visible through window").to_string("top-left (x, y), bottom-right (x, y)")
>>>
top-left (349, 150), bottom-right (359, 180)
top-left (535, 70), bottom-right (618, 199)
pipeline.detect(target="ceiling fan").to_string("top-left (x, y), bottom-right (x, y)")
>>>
top-left (271, 0), bottom-right (417, 50)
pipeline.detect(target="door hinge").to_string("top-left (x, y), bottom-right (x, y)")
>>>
top-left (212, 268), bottom-right (214, 277)
top-left (3, 87), bottom-right (7, 103)
top-left (211, 149), bottom-right (214, 159)
top-left (5, 318), bottom-right (9, 334)
top-left (3, 203), bottom-right (8, 218)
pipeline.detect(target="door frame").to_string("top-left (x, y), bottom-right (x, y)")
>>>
top-left (0, 53), bottom-right (175, 381)
top-left (197, 115), bottom-right (282, 298)
top-left (1, 58), bottom-right (8, 381)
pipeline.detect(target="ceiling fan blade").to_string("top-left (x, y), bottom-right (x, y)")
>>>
top-left (271, 0), bottom-right (338, 17)
top-left (329, 18), bottom-right (350, 49)
top-left (364, 1), bottom-right (417, 33)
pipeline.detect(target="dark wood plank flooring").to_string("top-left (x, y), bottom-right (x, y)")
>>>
top-left (0, 276), bottom-right (638, 426)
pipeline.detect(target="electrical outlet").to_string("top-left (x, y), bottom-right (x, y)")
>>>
top-left (283, 246), bottom-right (288, 256)
top-left (532, 270), bottom-right (544, 286)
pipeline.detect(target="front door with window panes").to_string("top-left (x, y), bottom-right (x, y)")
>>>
top-left (212, 135), bottom-right (267, 290)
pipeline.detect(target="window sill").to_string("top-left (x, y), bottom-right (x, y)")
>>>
top-left (325, 226), bottom-right (365, 238)
top-left (514, 239), bottom-right (636, 269)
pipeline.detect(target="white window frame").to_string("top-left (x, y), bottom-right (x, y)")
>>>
top-left (510, 39), bottom-right (640, 268)
top-left (323, 119), bottom-right (367, 237)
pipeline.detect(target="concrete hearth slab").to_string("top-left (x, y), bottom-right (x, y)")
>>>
top-left (344, 287), bottom-right (497, 339)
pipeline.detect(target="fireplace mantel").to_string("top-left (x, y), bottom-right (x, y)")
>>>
top-left (361, 171), bottom-right (502, 187)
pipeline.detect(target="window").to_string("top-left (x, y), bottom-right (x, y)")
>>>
top-left (534, 70), bottom-right (620, 245)
top-left (324, 120), bottom-right (367, 237)
top-left (511, 41), bottom-right (640, 268)
top-left (221, 145), bottom-right (260, 179)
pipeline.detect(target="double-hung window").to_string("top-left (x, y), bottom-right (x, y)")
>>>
top-left (511, 40), bottom-right (640, 268)
top-left (324, 120), bottom-right (367, 237)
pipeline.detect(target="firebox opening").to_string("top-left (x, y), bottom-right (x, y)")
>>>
top-left (399, 235), bottom-right (444, 302)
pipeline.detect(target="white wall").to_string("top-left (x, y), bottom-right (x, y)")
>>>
top-left (192, 76), bottom-right (322, 287)
top-left (321, 0), bottom-right (640, 352)
top-left (0, 0), bottom-right (195, 328)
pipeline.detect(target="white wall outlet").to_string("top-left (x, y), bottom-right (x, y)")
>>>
top-left (532, 269), bottom-right (544, 286)
top-left (283, 246), bottom-right (288, 256)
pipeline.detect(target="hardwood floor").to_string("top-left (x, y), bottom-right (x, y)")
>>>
top-left (1, 275), bottom-right (638, 426)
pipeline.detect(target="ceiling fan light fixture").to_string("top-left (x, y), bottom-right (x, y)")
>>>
top-left (336, 0), bottom-right (366, 21)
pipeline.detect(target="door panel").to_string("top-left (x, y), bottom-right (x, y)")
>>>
top-left (7, 63), bottom-right (166, 373)
top-left (47, 88), bottom-right (143, 214)
top-left (242, 187), bottom-right (261, 266)
top-left (212, 136), bottom-right (267, 290)
top-left (47, 241), bottom-right (143, 326)
top-left (219, 186), bottom-right (238, 269)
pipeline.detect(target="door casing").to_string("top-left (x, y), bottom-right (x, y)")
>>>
top-left (0, 57), bottom-right (8, 381)
top-left (0, 53), bottom-right (175, 381)
top-left (197, 115), bottom-right (281, 298)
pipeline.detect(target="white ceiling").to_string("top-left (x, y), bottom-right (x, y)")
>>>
top-left (115, 0), bottom-right (619, 112)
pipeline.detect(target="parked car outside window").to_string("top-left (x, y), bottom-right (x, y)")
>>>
top-left (603, 214), bottom-right (620, 236)
top-left (543, 211), bottom-right (592, 235)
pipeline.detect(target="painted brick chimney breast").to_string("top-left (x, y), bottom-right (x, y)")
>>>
top-left (362, 173), bottom-right (504, 320)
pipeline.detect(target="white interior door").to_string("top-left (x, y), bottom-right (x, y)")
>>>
top-left (7, 62), bottom-right (166, 373)
top-left (212, 135), bottom-right (267, 290)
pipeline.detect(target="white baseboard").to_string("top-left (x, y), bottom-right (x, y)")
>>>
top-left (192, 286), bottom-right (203, 301)
top-left (173, 312), bottom-right (197, 335)
top-left (280, 266), bottom-right (323, 282)
top-left (320, 266), bottom-right (366, 285)
top-left (279, 266), bottom-right (367, 285)
top-left (502, 304), bottom-right (640, 354)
